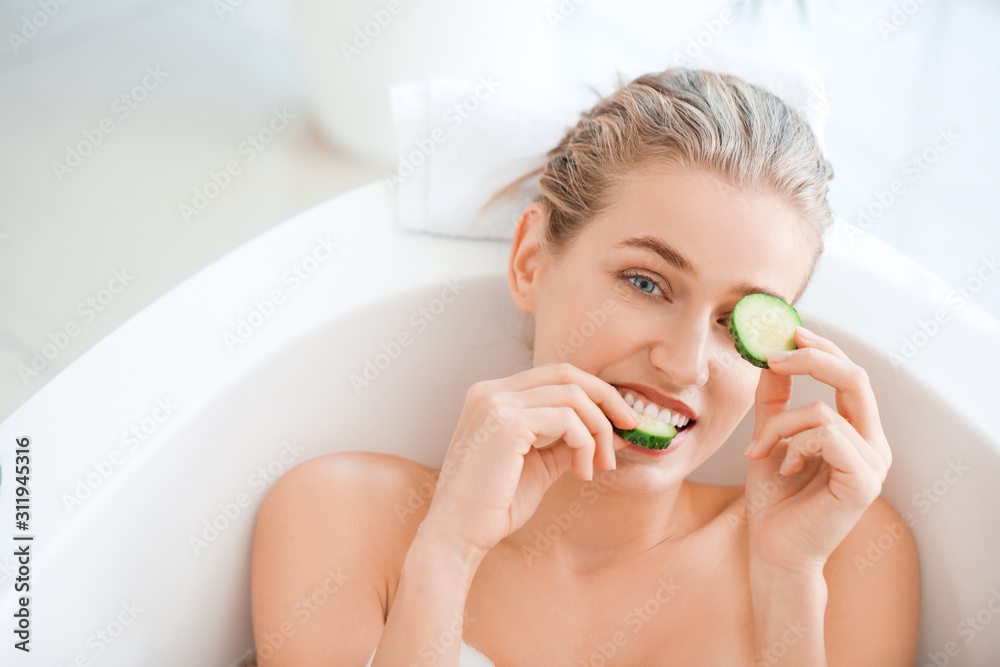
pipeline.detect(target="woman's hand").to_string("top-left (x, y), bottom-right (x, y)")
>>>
top-left (742, 326), bottom-right (892, 574)
top-left (419, 362), bottom-right (641, 560)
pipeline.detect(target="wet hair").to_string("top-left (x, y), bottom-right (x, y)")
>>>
top-left (495, 67), bottom-right (835, 300)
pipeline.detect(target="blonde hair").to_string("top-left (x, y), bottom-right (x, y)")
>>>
top-left (497, 68), bottom-right (834, 299)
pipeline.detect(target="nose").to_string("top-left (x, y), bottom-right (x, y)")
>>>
top-left (649, 308), bottom-right (711, 388)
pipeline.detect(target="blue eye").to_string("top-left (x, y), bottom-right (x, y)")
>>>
top-left (623, 270), bottom-right (665, 297)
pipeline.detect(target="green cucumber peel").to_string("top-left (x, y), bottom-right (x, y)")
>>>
top-left (611, 414), bottom-right (678, 450)
top-left (728, 293), bottom-right (802, 369)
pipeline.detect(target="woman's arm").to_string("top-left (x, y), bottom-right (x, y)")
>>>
top-left (251, 364), bottom-right (639, 666)
top-left (372, 365), bottom-right (638, 664)
top-left (250, 451), bottom-right (440, 666)
top-left (749, 559), bottom-right (828, 666)
top-left (370, 524), bottom-right (484, 666)
top-left (746, 499), bottom-right (920, 667)
top-left (743, 326), bottom-right (919, 665)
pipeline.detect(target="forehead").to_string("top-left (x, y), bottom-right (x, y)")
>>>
top-left (579, 162), bottom-right (817, 303)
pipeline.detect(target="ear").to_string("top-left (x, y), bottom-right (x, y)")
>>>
top-left (508, 203), bottom-right (550, 315)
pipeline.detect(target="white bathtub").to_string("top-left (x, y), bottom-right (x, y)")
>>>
top-left (0, 181), bottom-right (998, 666)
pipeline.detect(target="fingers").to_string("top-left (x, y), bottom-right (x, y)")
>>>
top-left (752, 367), bottom-right (792, 441)
top-left (500, 362), bottom-right (642, 431)
top-left (508, 384), bottom-right (626, 474)
top-left (506, 363), bottom-right (642, 474)
top-left (746, 400), bottom-right (889, 491)
top-left (763, 327), bottom-right (883, 446)
top-left (514, 406), bottom-right (602, 480)
top-left (474, 363), bottom-right (642, 480)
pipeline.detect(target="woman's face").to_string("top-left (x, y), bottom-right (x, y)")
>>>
top-left (514, 162), bottom-right (818, 491)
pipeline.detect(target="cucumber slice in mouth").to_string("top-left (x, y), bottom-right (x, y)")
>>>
top-left (728, 293), bottom-right (801, 369)
top-left (612, 414), bottom-right (680, 450)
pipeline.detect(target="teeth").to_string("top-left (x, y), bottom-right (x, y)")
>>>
top-left (616, 387), bottom-right (694, 429)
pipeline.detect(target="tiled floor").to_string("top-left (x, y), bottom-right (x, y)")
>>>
top-left (1, 0), bottom-right (998, 423)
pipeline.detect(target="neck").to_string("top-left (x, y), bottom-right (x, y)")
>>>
top-left (506, 468), bottom-right (696, 573)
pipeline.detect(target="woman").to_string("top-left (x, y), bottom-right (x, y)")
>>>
top-left (250, 68), bottom-right (921, 666)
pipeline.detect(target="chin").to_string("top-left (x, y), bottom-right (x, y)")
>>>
top-left (598, 427), bottom-right (732, 494)
top-left (591, 455), bottom-right (692, 495)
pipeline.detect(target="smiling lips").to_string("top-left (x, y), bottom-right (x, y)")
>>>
top-left (613, 386), bottom-right (695, 431)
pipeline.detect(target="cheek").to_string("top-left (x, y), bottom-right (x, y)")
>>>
top-left (537, 306), bottom-right (619, 366)
top-left (532, 263), bottom-right (624, 365)
top-left (712, 352), bottom-right (761, 419)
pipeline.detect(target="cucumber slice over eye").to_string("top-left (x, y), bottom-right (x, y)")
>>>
top-left (728, 293), bottom-right (802, 369)
top-left (612, 414), bottom-right (678, 450)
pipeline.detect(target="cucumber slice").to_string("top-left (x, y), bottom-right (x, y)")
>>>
top-left (729, 293), bottom-right (801, 369)
top-left (612, 414), bottom-right (678, 450)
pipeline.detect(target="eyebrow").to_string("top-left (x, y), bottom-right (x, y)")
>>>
top-left (615, 235), bottom-right (788, 302)
top-left (729, 281), bottom-right (787, 303)
top-left (615, 236), bottom-right (696, 275)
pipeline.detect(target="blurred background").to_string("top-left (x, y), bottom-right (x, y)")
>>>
top-left (1, 0), bottom-right (997, 423)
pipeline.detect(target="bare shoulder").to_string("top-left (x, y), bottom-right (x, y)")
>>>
top-left (824, 495), bottom-right (921, 666)
top-left (259, 450), bottom-right (439, 525)
top-left (250, 451), bottom-right (438, 666)
top-left (254, 450), bottom-right (439, 587)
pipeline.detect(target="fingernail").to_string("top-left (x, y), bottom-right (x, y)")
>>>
top-left (796, 326), bottom-right (814, 339)
top-left (766, 350), bottom-right (792, 364)
top-left (744, 439), bottom-right (756, 456)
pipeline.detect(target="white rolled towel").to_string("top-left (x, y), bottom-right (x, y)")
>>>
top-left (387, 49), bottom-right (830, 241)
